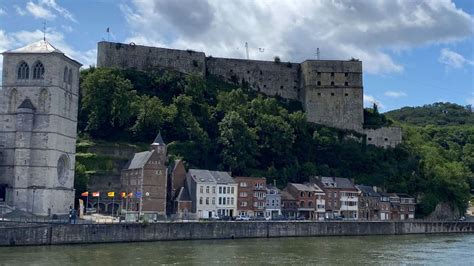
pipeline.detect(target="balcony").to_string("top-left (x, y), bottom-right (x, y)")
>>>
top-left (340, 205), bottom-right (358, 211)
top-left (340, 196), bottom-right (358, 202)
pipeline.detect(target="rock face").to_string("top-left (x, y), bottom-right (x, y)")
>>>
top-left (427, 202), bottom-right (460, 220)
top-left (0, 40), bottom-right (82, 216)
top-left (97, 41), bottom-right (402, 148)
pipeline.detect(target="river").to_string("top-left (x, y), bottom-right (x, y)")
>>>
top-left (0, 234), bottom-right (473, 265)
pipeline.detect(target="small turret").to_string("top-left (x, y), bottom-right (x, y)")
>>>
top-left (151, 132), bottom-right (166, 154)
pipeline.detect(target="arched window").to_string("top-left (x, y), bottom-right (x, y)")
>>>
top-left (68, 69), bottom-right (73, 85)
top-left (9, 88), bottom-right (18, 112)
top-left (63, 67), bottom-right (68, 83)
top-left (17, 61), bottom-right (29, 79)
top-left (33, 61), bottom-right (45, 79)
top-left (38, 88), bottom-right (49, 113)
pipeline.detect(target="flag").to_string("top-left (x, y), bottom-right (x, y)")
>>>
top-left (128, 192), bottom-right (133, 198)
top-left (81, 192), bottom-right (89, 197)
top-left (121, 192), bottom-right (126, 198)
top-left (107, 192), bottom-right (115, 197)
top-left (92, 192), bottom-right (100, 197)
top-left (135, 191), bottom-right (142, 198)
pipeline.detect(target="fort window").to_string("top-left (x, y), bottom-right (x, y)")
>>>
top-left (331, 72), bottom-right (334, 77)
top-left (247, 70), bottom-right (250, 74)
top-left (17, 61), bottom-right (29, 79)
top-left (345, 82), bottom-right (348, 86)
top-left (331, 81), bottom-right (335, 86)
top-left (331, 93), bottom-right (335, 96)
top-left (260, 70), bottom-right (263, 75)
top-left (345, 93), bottom-right (349, 96)
top-left (263, 85), bottom-right (266, 88)
top-left (317, 81), bottom-right (321, 86)
top-left (345, 73), bottom-right (348, 77)
top-left (280, 86), bottom-right (284, 89)
top-left (317, 72), bottom-right (321, 76)
top-left (368, 138), bottom-right (372, 141)
top-left (317, 93), bottom-right (321, 96)
top-left (384, 138), bottom-right (389, 141)
top-left (33, 61), bottom-right (45, 79)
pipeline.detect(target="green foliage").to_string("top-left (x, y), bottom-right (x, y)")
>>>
top-left (78, 67), bottom-right (474, 216)
top-left (74, 162), bottom-right (89, 198)
top-left (385, 102), bottom-right (474, 126)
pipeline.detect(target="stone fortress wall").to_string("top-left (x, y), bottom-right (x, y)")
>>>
top-left (97, 41), bottom-right (401, 147)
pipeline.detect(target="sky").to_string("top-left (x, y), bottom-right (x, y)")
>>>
top-left (0, 0), bottom-right (473, 112)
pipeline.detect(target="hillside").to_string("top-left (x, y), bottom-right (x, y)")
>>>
top-left (385, 102), bottom-right (474, 126)
top-left (75, 67), bottom-right (474, 217)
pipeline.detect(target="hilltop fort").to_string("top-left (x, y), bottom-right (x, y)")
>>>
top-left (97, 41), bottom-right (401, 148)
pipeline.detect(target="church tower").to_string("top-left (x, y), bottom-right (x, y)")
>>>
top-left (0, 40), bottom-right (82, 216)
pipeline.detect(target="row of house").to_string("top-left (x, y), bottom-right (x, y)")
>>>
top-left (117, 133), bottom-right (416, 221)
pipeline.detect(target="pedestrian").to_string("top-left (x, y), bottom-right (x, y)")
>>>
top-left (68, 206), bottom-right (72, 224)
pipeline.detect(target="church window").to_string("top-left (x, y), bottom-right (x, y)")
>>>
top-left (17, 61), bottom-right (29, 79)
top-left (9, 89), bottom-right (18, 112)
top-left (33, 61), bottom-right (45, 79)
top-left (57, 154), bottom-right (70, 186)
top-left (38, 88), bottom-right (49, 113)
top-left (63, 67), bottom-right (68, 82)
top-left (68, 69), bottom-right (73, 85)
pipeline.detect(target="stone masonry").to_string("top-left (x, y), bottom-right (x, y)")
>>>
top-left (96, 41), bottom-right (402, 147)
top-left (0, 40), bottom-right (81, 216)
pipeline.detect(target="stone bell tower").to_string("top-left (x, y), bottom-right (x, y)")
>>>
top-left (0, 40), bottom-right (82, 216)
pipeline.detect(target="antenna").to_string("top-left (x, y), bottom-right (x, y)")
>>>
top-left (316, 48), bottom-right (320, 60)
top-left (43, 22), bottom-right (46, 41)
top-left (245, 42), bottom-right (249, 59)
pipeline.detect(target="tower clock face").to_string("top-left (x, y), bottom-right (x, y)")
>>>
top-left (57, 154), bottom-right (70, 185)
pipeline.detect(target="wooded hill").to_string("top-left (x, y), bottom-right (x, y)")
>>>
top-left (75, 68), bottom-right (474, 217)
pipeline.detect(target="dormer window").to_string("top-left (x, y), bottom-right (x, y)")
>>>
top-left (33, 61), bottom-right (45, 79)
top-left (17, 61), bottom-right (29, 79)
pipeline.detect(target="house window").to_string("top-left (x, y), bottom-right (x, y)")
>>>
top-left (206, 198), bottom-right (209, 205)
top-left (300, 191), bottom-right (304, 197)
top-left (212, 197), bottom-right (216, 204)
top-left (17, 61), bottom-right (29, 79)
top-left (231, 197), bottom-right (234, 205)
top-left (219, 187), bottom-right (222, 193)
top-left (308, 201), bottom-right (313, 207)
top-left (300, 201), bottom-right (305, 207)
top-left (223, 198), bottom-right (226, 205)
top-left (33, 61), bottom-right (45, 79)
top-left (227, 187), bottom-right (230, 193)
top-left (212, 186), bottom-right (216, 193)
top-left (200, 186), bottom-right (203, 193)
top-left (308, 192), bottom-right (312, 197)
top-left (206, 186), bottom-right (209, 193)
top-left (231, 187), bottom-right (234, 194)
top-left (199, 197), bottom-right (203, 204)
top-left (219, 197), bottom-right (222, 205)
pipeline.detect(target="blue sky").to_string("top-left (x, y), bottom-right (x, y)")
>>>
top-left (0, 0), bottom-right (472, 111)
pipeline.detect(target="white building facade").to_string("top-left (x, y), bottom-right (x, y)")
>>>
top-left (186, 169), bottom-right (217, 219)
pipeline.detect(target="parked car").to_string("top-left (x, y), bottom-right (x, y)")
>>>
top-left (235, 215), bottom-right (251, 221)
top-left (271, 215), bottom-right (289, 221)
top-left (250, 216), bottom-right (266, 221)
top-left (296, 216), bottom-right (306, 221)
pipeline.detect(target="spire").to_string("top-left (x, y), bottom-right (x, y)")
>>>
top-left (151, 132), bottom-right (166, 146)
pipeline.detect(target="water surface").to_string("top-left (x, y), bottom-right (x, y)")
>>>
top-left (1, 234), bottom-right (473, 265)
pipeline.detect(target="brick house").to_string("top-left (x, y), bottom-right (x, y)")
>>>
top-left (396, 193), bottom-right (416, 220)
top-left (121, 133), bottom-right (168, 220)
top-left (283, 183), bottom-right (325, 220)
top-left (311, 176), bottom-right (359, 220)
top-left (166, 159), bottom-right (187, 216)
top-left (234, 176), bottom-right (266, 217)
top-left (281, 190), bottom-right (298, 218)
top-left (356, 185), bottom-right (382, 221)
top-left (378, 192), bottom-right (391, 220)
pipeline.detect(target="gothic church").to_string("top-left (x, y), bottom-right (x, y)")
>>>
top-left (0, 40), bottom-right (81, 216)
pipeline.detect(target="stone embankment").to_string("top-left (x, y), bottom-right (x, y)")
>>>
top-left (1, 221), bottom-right (473, 246)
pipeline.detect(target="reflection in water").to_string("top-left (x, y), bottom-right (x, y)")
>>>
top-left (1, 234), bottom-right (473, 265)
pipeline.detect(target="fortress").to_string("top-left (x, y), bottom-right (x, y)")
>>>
top-left (97, 42), bottom-right (401, 148)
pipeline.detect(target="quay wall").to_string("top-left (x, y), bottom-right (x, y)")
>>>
top-left (1, 221), bottom-right (473, 246)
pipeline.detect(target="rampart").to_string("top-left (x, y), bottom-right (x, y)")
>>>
top-left (0, 221), bottom-right (473, 246)
top-left (96, 41), bottom-right (402, 147)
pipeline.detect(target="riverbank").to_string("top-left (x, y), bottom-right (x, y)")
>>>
top-left (1, 221), bottom-right (473, 246)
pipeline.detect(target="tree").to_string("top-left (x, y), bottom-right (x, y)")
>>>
top-left (218, 111), bottom-right (258, 174)
top-left (81, 69), bottom-right (136, 137)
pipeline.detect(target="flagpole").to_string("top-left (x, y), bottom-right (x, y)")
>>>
top-left (86, 194), bottom-right (89, 214)
top-left (112, 195), bottom-right (115, 218)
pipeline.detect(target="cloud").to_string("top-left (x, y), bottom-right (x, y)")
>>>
top-left (0, 8), bottom-right (6, 16)
top-left (26, 1), bottom-right (56, 20)
top-left (384, 91), bottom-right (407, 98)
top-left (121, 0), bottom-right (473, 75)
top-left (22, 0), bottom-right (76, 21)
top-left (364, 94), bottom-right (385, 109)
top-left (438, 48), bottom-right (473, 69)
top-left (14, 5), bottom-right (27, 16)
